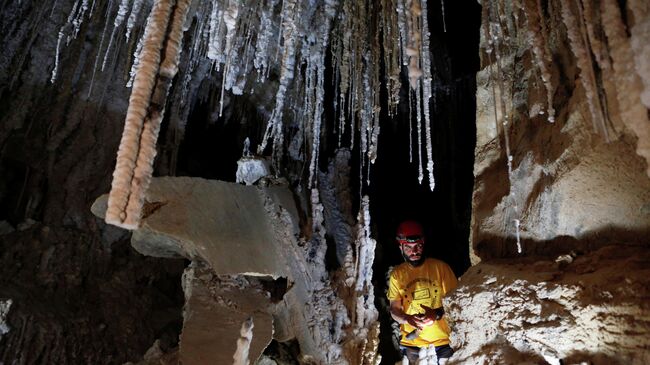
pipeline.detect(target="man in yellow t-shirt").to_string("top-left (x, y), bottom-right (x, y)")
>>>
top-left (387, 220), bottom-right (458, 364)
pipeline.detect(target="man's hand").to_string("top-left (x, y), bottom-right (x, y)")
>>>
top-left (390, 300), bottom-right (443, 330)
top-left (419, 304), bottom-right (445, 325)
top-left (405, 313), bottom-right (427, 330)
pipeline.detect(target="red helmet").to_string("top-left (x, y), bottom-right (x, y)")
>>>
top-left (396, 220), bottom-right (424, 243)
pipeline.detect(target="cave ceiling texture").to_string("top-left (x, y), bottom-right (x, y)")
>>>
top-left (0, 0), bottom-right (649, 364)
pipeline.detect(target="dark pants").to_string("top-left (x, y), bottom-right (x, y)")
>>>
top-left (400, 344), bottom-right (454, 364)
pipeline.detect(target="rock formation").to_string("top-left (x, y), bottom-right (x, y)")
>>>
top-left (0, 0), bottom-right (648, 364)
top-left (457, 0), bottom-right (650, 363)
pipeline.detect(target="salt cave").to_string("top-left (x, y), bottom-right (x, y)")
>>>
top-left (0, 0), bottom-right (649, 364)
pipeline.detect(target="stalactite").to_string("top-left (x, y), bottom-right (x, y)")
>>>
top-left (70, 0), bottom-right (90, 42)
top-left (521, 0), bottom-right (555, 122)
top-left (217, 0), bottom-right (240, 114)
top-left (101, 0), bottom-right (131, 72)
top-left (126, 31), bottom-right (145, 87)
top-left (309, 0), bottom-right (338, 188)
top-left (580, 0), bottom-right (611, 71)
top-left (415, 87), bottom-right (424, 184)
top-left (601, 0), bottom-right (650, 176)
top-left (396, 0), bottom-right (409, 68)
top-left (126, 0), bottom-right (145, 41)
top-left (95, 0), bottom-right (463, 228)
top-left (51, 0), bottom-right (81, 83)
top-left (257, 0), bottom-right (298, 165)
top-left (421, 0), bottom-right (435, 190)
top-left (381, 0), bottom-right (401, 115)
top-left (88, 0), bottom-right (116, 98)
top-left (106, 0), bottom-right (190, 229)
top-left (405, 0), bottom-right (423, 90)
top-left (560, 0), bottom-right (610, 141)
top-left (206, 0), bottom-right (222, 62)
top-left (253, 0), bottom-right (279, 80)
top-left (408, 86), bottom-right (413, 163)
top-left (628, 0), bottom-right (650, 109)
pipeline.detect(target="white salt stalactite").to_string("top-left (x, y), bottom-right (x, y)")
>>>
top-left (258, 0), bottom-right (298, 163)
top-left (408, 82), bottom-right (413, 163)
top-left (396, 0), bottom-right (409, 68)
top-left (69, 0), bottom-right (89, 42)
top-left (309, 0), bottom-right (338, 187)
top-left (106, 0), bottom-right (175, 229)
top-left (102, 0), bottom-right (131, 72)
top-left (309, 59), bottom-right (326, 188)
top-left (218, 0), bottom-right (241, 116)
top-left (421, 0), bottom-right (435, 190)
top-left (416, 87), bottom-right (424, 184)
top-left (359, 53), bottom-right (371, 187)
top-left (88, 0), bottom-right (116, 98)
top-left (253, 0), bottom-right (279, 80)
top-left (51, 0), bottom-right (82, 83)
top-left (232, 317), bottom-right (254, 365)
top-left (514, 218), bottom-right (522, 253)
top-left (126, 0), bottom-right (145, 41)
top-left (206, 0), bottom-right (222, 61)
top-left (126, 33), bottom-right (145, 87)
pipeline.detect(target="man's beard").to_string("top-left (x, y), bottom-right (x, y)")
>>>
top-left (403, 254), bottom-right (424, 267)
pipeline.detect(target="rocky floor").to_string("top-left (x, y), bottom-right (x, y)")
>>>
top-left (446, 244), bottom-right (650, 365)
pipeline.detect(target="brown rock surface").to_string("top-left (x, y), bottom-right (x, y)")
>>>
top-left (471, 0), bottom-right (650, 262)
top-left (92, 176), bottom-right (297, 277)
top-left (179, 264), bottom-right (274, 365)
top-left (447, 245), bottom-right (650, 365)
top-left (92, 176), bottom-right (358, 363)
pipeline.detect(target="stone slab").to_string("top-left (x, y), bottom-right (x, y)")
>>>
top-left (92, 177), bottom-right (300, 277)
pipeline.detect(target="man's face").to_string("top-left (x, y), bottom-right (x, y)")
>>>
top-left (399, 237), bottom-right (424, 263)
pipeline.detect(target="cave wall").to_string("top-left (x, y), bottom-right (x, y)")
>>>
top-left (447, 1), bottom-right (650, 363)
top-left (0, 0), bottom-right (187, 362)
top-left (471, 0), bottom-right (650, 262)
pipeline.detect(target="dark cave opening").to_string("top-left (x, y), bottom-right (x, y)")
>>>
top-left (367, 0), bottom-right (481, 362)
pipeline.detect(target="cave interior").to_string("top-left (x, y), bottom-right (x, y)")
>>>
top-left (1, 0), bottom-right (649, 364)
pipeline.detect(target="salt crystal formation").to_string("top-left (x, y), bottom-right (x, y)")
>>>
top-left (46, 0), bottom-right (450, 228)
top-left (232, 317), bottom-right (254, 365)
top-left (106, 0), bottom-right (191, 229)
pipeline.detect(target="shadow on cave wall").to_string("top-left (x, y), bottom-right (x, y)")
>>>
top-left (474, 226), bottom-right (650, 261)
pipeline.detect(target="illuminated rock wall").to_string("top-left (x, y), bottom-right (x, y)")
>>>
top-left (471, 0), bottom-right (650, 262)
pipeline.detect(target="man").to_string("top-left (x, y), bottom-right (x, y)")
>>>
top-left (387, 220), bottom-right (458, 364)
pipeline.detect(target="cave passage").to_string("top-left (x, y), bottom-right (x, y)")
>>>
top-left (368, 0), bottom-right (481, 362)
top-left (147, 1), bottom-right (480, 363)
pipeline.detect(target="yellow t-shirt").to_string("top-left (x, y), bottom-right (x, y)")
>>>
top-left (387, 258), bottom-right (458, 347)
